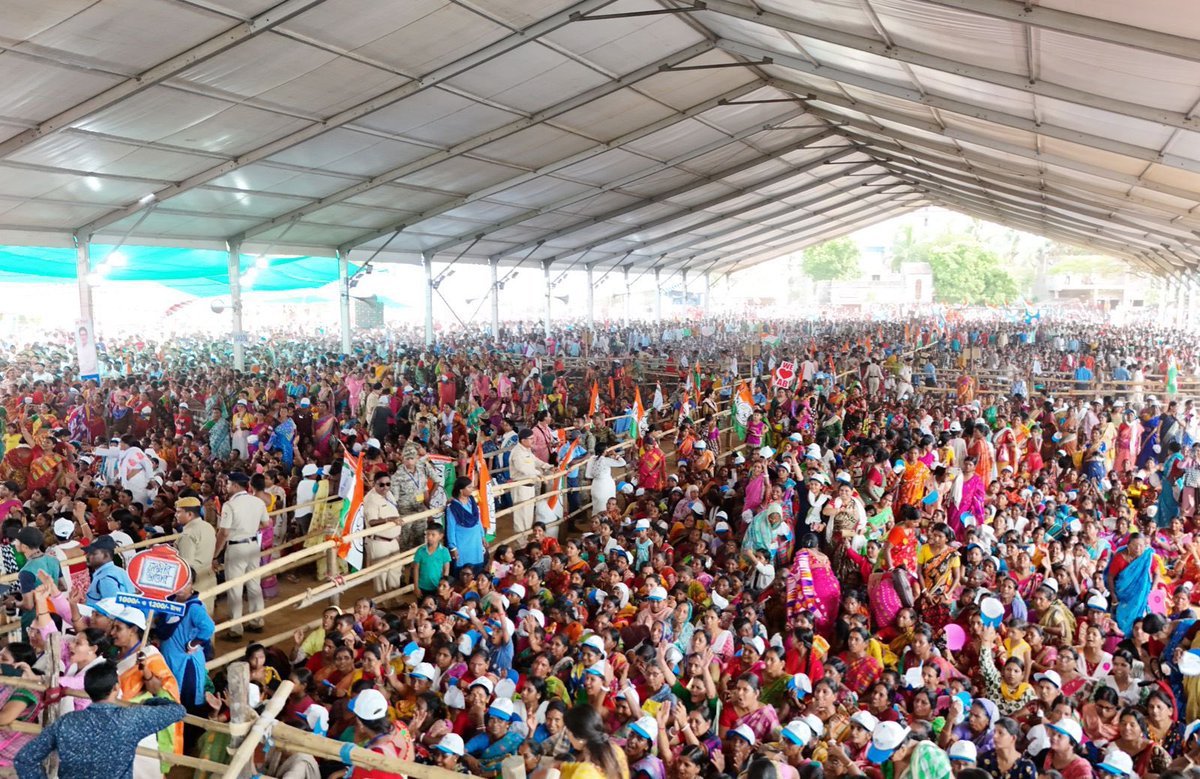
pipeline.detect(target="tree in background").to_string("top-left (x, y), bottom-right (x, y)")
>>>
top-left (924, 240), bottom-right (1019, 304)
top-left (801, 237), bottom-right (860, 280)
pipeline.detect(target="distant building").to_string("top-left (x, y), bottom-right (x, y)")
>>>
top-left (811, 261), bottom-right (934, 311)
top-left (1042, 256), bottom-right (1149, 310)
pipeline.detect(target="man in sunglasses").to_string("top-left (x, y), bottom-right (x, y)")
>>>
top-left (362, 472), bottom-right (404, 594)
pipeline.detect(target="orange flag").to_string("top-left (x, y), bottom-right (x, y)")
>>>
top-left (589, 381), bottom-right (600, 415)
top-left (468, 443), bottom-right (493, 533)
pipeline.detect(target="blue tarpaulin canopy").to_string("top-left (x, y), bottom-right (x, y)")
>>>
top-left (0, 245), bottom-right (345, 297)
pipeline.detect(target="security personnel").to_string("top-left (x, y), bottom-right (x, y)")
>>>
top-left (362, 472), bottom-right (404, 594)
top-left (214, 472), bottom-right (266, 639)
top-left (174, 496), bottom-right (216, 612)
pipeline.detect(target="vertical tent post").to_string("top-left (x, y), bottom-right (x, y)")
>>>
top-left (338, 250), bottom-right (352, 355)
top-left (681, 268), bottom-right (689, 312)
top-left (1177, 276), bottom-right (1187, 330)
top-left (228, 240), bottom-right (244, 371)
top-left (704, 272), bottom-right (712, 312)
top-left (74, 233), bottom-right (94, 334)
top-left (585, 264), bottom-right (595, 332)
top-left (490, 258), bottom-right (501, 341)
top-left (654, 268), bottom-right (663, 322)
top-left (542, 260), bottom-right (553, 338)
top-left (423, 252), bottom-right (434, 347)
top-left (623, 265), bottom-right (632, 325)
top-left (1158, 277), bottom-right (1168, 321)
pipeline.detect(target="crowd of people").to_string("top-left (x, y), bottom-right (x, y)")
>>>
top-left (6, 315), bottom-right (1200, 779)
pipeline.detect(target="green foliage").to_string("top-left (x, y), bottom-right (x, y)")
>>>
top-left (924, 240), bottom-right (1019, 305)
top-left (802, 238), bottom-right (860, 281)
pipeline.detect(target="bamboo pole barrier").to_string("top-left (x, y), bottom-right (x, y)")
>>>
top-left (224, 679), bottom-right (293, 779)
top-left (0, 719), bottom-right (248, 775)
top-left (268, 720), bottom-right (466, 779)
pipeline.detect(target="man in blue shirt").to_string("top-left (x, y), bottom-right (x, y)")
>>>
top-left (15, 661), bottom-right (185, 779)
top-left (1073, 363), bottom-right (1094, 390)
top-left (85, 535), bottom-right (135, 606)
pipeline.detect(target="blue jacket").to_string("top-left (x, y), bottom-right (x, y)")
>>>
top-left (153, 595), bottom-right (214, 708)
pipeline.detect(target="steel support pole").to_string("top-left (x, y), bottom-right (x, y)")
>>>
top-left (490, 258), bottom-right (501, 341)
top-left (228, 241), bottom-right (244, 371)
top-left (423, 252), bottom-right (434, 346)
top-left (585, 264), bottom-right (595, 331)
top-left (653, 268), bottom-right (663, 322)
top-left (74, 234), bottom-right (93, 334)
top-left (1177, 277), bottom-right (1187, 330)
top-left (704, 272), bottom-right (711, 311)
top-left (681, 268), bottom-right (689, 310)
top-left (623, 265), bottom-right (632, 325)
top-left (338, 251), bottom-right (352, 355)
top-left (1158, 277), bottom-right (1169, 321)
top-left (543, 260), bottom-right (553, 337)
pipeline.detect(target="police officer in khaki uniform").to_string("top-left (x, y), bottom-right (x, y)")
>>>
top-left (363, 472), bottom-right (404, 594)
top-left (174, 496), bottom-right (216, 612)
top-left (509, 429), bottom-right (554, 534)
top-left (214, 472), bottom-right (267, 638)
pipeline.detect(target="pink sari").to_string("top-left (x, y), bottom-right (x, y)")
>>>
top-left (787, 549), bottom-right (841, 636)
top-left (952, 474), bottom-right (986, 541)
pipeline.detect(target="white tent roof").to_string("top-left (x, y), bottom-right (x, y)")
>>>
top-left (3, 0), bottom-right (1200, 276)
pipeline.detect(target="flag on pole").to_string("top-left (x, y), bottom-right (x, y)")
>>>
top-left (629, 387), bottom-right (646, 441)
top-left (652, 382), bottom-right (665, 412)
top-left (589, 381), bottom-right (601, 415)
top-left (332, 451), bottom-right (366, 571)
top-left (732, 381), bottom-right (753, 441)
top-left (547, 442), bottom-right (578, 511)
top-left (693, 366), bottom-right (703, 396)
top-left (679, 391), bottom-right (692, 423)
top-left (468, 443), bottom-right (494, 534)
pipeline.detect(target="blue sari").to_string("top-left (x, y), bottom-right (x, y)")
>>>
top-left (269, 418), bottom-right (296, 470)
top-left (1113, 548), bottom-right (1155, 635)
top-left (1158, 452), bottom-right (1183, 527)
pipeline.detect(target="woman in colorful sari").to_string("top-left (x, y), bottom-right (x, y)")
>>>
top-left (717, 673), bottom-right (779, 741)
top-left (868, 506), bottom-right (921, 629)
top-left (741, 502), bottom-right (782, 559)
top-left (312, 402), bottom-right (338, 464)
top-left (787, 532), bottom-right (841, 636)
top-left (952, 456), bottom-right (986, 540)
top-left (918, 523), bottom-right (961, 633)
top-left (203, 406), bottom-right (232, 462)
top-left (0, 642), bottom-right (43, 770)
top-left (1138, 409), bottom-right (1161, 470)
top-left (1109, 533), bottom-right (1157, 636)
top-left (268, 406), bottom-right (297, 471)
top-left (956, 371), bottom-right (977, 406)
top-left (1157, 441), bottom-right (1184, 528)
top-left (840, 627), bottom-right (883, 697)
top-left (897, 445), bottom-right (931, 507)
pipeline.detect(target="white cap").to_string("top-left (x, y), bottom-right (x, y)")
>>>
top-left (1035, 670), bottom-right (1063, 689)
top-left (694, 440), bottom-right (707, 449)
top-left (850, 710), bottom-right (880, 732)
top-left (116, 605), bottom-right (147, 631)
top-left (487, 698), bottom-right (516, 721)
top-left (781, 719), bottom-right (813, 747)
top-left (714, 521), bottom-right (731, 533)
top-left (504, 583), bottom-right (526, 600)
top-left (802, 713), bottom-right (825, 738)
top-left (350, 689), bottom-right (388, 720)
top-left (52, 518), bottom-right (74, 539)
top-left (787, 673), bottom-right (812, 696)
top-left (948, 741), bottom-right (977, 763)
top-left (1086, 594), bottom-right (1108, 611)
top-left (630, 715), bottom-right (659, 742)
top-left (469, 677), bottom-right (495, 695)
top-left (303, 703), bottom-right (329, 736)
top-left (711, 591), bottom-right (729, 610)
top-left (835, 470), bottom-right (852, 484)
top-left (434, 733), bottom-right (465, 757)
top-left (867, 721), bottom-right (911, 764)
top-left (647, 586), bottom-right (667, 601)
top-left (178, 401), bottom-right (188, 409)
top-left (759, 446), bottom-right (775, 459)
top-left (300, 397), bottom-right (311, 407)
top-left (1048, 717), bottom-right (1083, 744)
top-left (1096, 749), bottom-right (1134, 777)
top-left (742, 636), bottom-right (765, 656)
top-left (635, 518), bottom-right (650, 531)
top-left (1041, 577), bottom-right (1059, 596)
top-left (366, 438), bottom-right (381, 449)
top-left (411, 662), bottom-right (437, 681)
top-left (581, 635), bottom-right (607, 658)
top-left (302, 463), bottom-right (319, 477)
top-left (729, 723), bottom-right (756, 745)
top-left (494, 678), bottom-right (517, 700)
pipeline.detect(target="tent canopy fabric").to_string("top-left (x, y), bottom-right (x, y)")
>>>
top-left (1, 0), bottom-right (1198, 276)
top-left (0, 245), bottom-right (347, 297)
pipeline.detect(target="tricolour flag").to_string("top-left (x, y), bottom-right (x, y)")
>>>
top-left (468, 443), bottom-right (493, 534)
top-left (679, 390), bottom-right (692, 423)
top-left (732, 381), bottom-right (753, 441)
top-left (589, 381), bottom-right (601, 415)
top-left (629, 387), bottom-right (646, 441)
top-left (333, 451), bottom-right (365, 571)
